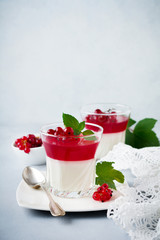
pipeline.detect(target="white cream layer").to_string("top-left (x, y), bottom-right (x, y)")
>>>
top-left (46, 157), bottom-right (96, 192)
top-left (96, 131), bottom-right (126, 159)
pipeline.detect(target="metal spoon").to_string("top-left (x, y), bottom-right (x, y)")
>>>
top-left (22, 166), bottom-right (65, 217)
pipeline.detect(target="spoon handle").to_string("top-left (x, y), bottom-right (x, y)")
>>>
top-left (41, 185), bottom-right (66, 216)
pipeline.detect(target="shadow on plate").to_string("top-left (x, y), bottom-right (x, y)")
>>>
top-left (25, 208), bottom-right (107, 221)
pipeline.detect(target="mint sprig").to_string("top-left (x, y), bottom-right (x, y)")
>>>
top-left (62, 113), bottom-right (94, 138)
top-left (62, 113), bottom-right (79, 130)
top-left (125, 118), bottom-right (160, 148)
top-left (96, 162), bottom-right (124, 190)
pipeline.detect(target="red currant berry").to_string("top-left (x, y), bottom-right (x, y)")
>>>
top-left (55, 127), bottom-right (64, 135)
top-left (61, 136), bottom-right (67, 142)
top-left (98, 115), bottom-right (107, 123)
top-left (109, 112), bottom-right (117, 122)
top-left (25, 142), bottom-right (32, 148)
top-left (92, 192), bottom-right (101, 201)
top-left (92, 184), bottom-right (113, 202)
top-left (15, 138), bottom-right (21, 145)
top-left (106, 191), bottom-right (112, 199)
top-left (100, 192), bottom-right (111, 202)
top-left (27, 134), bottom-right (35, 139)
top-left (101, 183), bottom-right (109, 189)
top-left (35, 138), bottom-right (42, 146)
top-left (27, 136), bottom-right (36, 146)
top-left (101, 189), bottom-right (112, 197)
top-left (92, 115), bottom-right (98, 121)
top-left (19, 144), bottom-right (25, 150)
top-left (87, 115), bottom-right (96, 122)
top-left (74, 137), bottom-right (81, 143)
top-left (63, 136), bottom-right (72, 143)
top-left (95, 109), bottom-right (103, 114)
top-left (64, 127), bottom-right (74, 135)
top-left (100, 194), bottom-right (107, 202)
top-left (22, 136), bottom-right (27, 141)
top-left (24, 147), bottom-right (30, 153)
top-left (47, 129), bottom-right (55, 135)
top-left (17, 140), bottom-right (23, 147)
top-left (106, 188), bottom-right (112, 195)
top-left (85, 115), bottom-right (90, 122)
top-left (97, 186), bottom-right (103, 193)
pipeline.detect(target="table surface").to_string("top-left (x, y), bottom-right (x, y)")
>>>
top-left (0, 126), bottom-right (131, 240)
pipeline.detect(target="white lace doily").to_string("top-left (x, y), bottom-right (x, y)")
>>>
top-left (101, 143), bottom-right (160, 240)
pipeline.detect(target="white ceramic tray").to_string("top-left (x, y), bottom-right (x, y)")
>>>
top-left (16, 176), bottom-right (127, 212)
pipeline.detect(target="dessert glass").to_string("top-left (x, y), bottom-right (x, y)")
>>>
top-left (81, 103), bottom-right (131, 159)
top-left (40, 122), bottom-right (103, 198)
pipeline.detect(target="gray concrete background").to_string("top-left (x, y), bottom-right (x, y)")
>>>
top-left (0, 0), bottom-right (160, 126)
top-left (0, 1), bottom-right (160, 239)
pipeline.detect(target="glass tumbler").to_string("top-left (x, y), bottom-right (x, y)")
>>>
top-left (81, 103), bottom-right (130, 159)
top-left (41, 122), bottom-right (103, 198)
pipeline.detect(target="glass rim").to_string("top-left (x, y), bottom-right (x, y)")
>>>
top-left (80, 103), bottom-right (131, 116)
top-left (40, 122), bottom-right (103, 139)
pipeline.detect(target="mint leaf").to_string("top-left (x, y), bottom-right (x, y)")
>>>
top-left (96, 162), bottom-right (124, 190)
top-left (82, 130), bottom-right (97, 141)
top-left (63, 113), bottom-right (79, 130)
top-left (125, 118), bottom-right (160, 148)
top-left (74, 129), bottom-right (81, 136)
top-left (62, 113), bottom-right (91, 136)
top-left (78, 121), bottom-right (85, 132)
top-left (82, 130), bottom-right (94, 135)
top-left (127, 118), bottom-right (136, 128)
top-left (62, 113), bottom-right (99, 140)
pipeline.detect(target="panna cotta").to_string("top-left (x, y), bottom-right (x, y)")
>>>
top-left (81, 104), bottom-right (130, 159)
top-left (46, 157), bottom-right (96, 192)
top-left (95, 131), bottom-right (126, 159)
top-left (41, 122), bottom-right (103, 198)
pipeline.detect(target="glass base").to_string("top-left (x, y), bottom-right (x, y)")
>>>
top-left (50, 186), bottom-right (96, 198)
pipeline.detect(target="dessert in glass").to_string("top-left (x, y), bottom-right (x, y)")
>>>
top-left (40, 122), bottom-right (103, 198)
top-left (81, 103), bottom-right (130, 159)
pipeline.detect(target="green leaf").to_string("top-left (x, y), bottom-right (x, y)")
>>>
top-left (78, 121), bottom-right (85, 131)
top-left (125, 117), bottom-right (160, 148)
top-left (125, 129), bottom-right (135, 147)
top-left (134, 118), bottom-right (157, 132)
top-left (82, 130), bottom-right (97, 141)
top-left (84, 136), bottom-right (97, 141)
top-left (82, 130), bottom-right (94, 135)
top-left (74, 129), bottom-right (81, 136)
top-left (127, 118), bottom-right (136, 128)
top-left (96, 162), bottom-right (124, 190)
top-left (62, 113), bottom-right (79, 130)
top-left (133, 118), bottom-right (159, 148)
top-left (96, 177), bottom-right (116, 190)
top-left (133, 130), bottom-right (160, 148)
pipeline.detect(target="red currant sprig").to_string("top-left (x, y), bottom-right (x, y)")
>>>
top-left (47, 127), bottom-right (80, 143)
top-left (15, 134), bottom-right (42, 154)
top-left (47, 127), bottom-right (74, 136)
top-left (92, 183), bottom-right (112, 202)
top-left (86, 109), bottom-right (117, 123)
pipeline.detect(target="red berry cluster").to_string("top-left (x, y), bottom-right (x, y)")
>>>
top-left (92, 183), bottom-right (112, 202)
top-left (86, 109), bottom-right (117, 123)
top-left (15, 134), bottom-right (42, 154)
top-left (47, 127), bottom-right (81, 143)
top-left (47, 126), bottom-right (74, 136)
